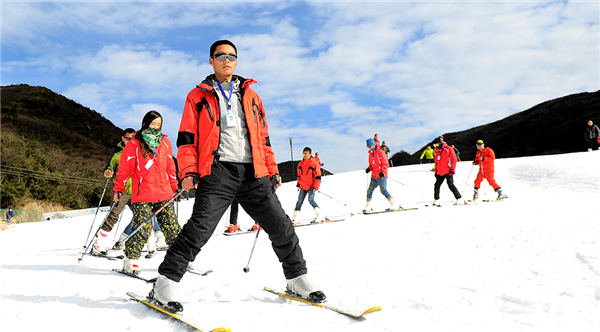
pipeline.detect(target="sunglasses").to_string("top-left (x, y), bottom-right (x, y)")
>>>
top-left (303, 152), bottom-right (311, 155)
top-left (124, 137), bottom-right (132, 141)
top-left (213, 53), bottom-right (237, 61)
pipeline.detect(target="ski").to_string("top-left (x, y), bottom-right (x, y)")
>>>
top-left (482, 198), bottom-right (508, 202)
top-left (264, 286), bottom-right (381, 319)
top-left (293, 218), bottom-right (345, 227)
top-left (112, 268), bottom-right (157, 283)
top-left (362, 207), bottom-right (418, 215)
top-left (223, 229), bottom-right (257, 236)
top-left (88, 251), bottom-right (124, 260)
top-left (126, 292), bottom-right (230, 332)
top-left (145, 251), bottom-right (159, 259)
top-left (187, 267), bottom-right (213, 276)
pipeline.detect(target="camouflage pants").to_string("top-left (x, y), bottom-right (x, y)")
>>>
top-left (124, 201), bottom-right (181, 260)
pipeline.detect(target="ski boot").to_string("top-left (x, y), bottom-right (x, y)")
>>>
top-left (496, 188), bottom-right (508, 200)
top-left (472, 188), bottom-right (479, 201)
top-left (225, 224), bottom-right (239, 233)
top-left (432, 200), bottom-right (441, 207)
top-left (286, 274), bottom-right (326, 303)
top-left (92, 229), bottom-right (110, 254)
top-left (155, 231), bottom-right (168, 250)
top-left (248, 223), bottom-right (260, 231)
top-left (292, 210), bottom-right (300, 224)
top-left (123, 257), bottom-right (140, 275)
top-left (313, 207), bottom-right (325, 222)
top-left (362, 201), bottom-right (373, 213)
top-left (150, 274), bottom-right (183, 313)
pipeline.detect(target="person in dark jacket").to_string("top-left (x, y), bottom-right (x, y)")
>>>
top-left (6, 208), bottom-right (14, 225)
top-left (585, 120), bottom-right (600, 151)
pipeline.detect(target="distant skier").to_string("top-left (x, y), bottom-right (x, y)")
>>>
top-left (584, 120), bottom-right (600, 151)
top-left (420, 146), bottom-right (435, 164)
top-left (292, 147), bottom-right (324, 223)
top-left (363, 138), bottom-right (399, 212)
top-left (314, 152), bottom-right (323, 167)
top-left (432, 137), bottom-right (463, 206)
top-left (6, 208), bottom-right (14, 225)
top-left (472, 140), bottom-right (507, 201)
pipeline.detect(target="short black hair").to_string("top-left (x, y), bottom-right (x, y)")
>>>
top-left (303, 146), bottom-right (312, 153)
top-left (122, 128), bottom-right (135, 136)
top-left (210, 40), bottom-right (237, 57)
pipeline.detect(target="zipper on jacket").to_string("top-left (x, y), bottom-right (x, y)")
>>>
top-left (258, 108), bottom-right (266, 129)
top-left (252, 99), bottom-right (258, 124)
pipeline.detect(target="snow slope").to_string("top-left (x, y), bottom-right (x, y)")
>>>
top-left (1, 151), bottom-right (599, 332)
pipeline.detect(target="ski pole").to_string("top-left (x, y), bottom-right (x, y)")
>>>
top-left (78, 200), bottom-right (118, 263)
top-left (112, 189), bottom-right (184, 250)
top-left (317, 190), bottom-right (346, 206)
top-left (243, 226), bottom-right (262, 273)
top-left (460, 164), bottom-right (475, 194)
top-left (387, 176), bottom-right (424, 194)
top-left (82, 177), bottom-right (110, 247)
top-left (111, 210), bottom-right (125, 243)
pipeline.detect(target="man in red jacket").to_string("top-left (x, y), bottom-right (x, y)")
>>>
top-left (472, 140), bottom-right (507, 200)
top-left (292, 147), bottom-right (323, 222)
top-left (363, 138), bottom-right (398, 212)
top-left (433, 137), bottom-right (463, 206)
top-left (153, 40), bottom-right (325, 311)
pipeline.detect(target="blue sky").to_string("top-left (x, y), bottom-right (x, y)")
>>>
top-left (2, 1), bottom-right (598, 173)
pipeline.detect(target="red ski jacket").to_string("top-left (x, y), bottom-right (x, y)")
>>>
top-left (368, 147), bottom-right (389, 179)
top-left (434, 143), bottom-right (458, 176)
top-left (296, 158), bottom-right (321, 191)
top-left (114, 135), bottom-right (178, 204)
top-left (176, 75), bottom-right (279, 180)
top-left (474, 147), bottom-right (496, 173)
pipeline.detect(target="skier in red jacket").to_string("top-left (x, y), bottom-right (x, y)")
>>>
top-left (472, 140), bottom-right (507, 200)
top-left (433, 137), bottom-right (463, 206)
top-left (292, 147), bottom-right (324, 222)
top-left (363, 138), bottom-right (399, 212)
top-left (113, 110), bottom-right (181, 275)
top-left (153, 40), bottom-right (325, 312)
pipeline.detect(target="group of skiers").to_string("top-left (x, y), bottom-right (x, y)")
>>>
top-left (83, 38), bottom-right (543, 314)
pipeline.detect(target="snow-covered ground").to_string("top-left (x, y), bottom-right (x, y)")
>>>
top-left (1, 151), bottom-right (599, 332)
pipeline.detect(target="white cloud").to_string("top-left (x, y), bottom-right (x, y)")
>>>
top-left (3, 1), bottom-right (598, 174)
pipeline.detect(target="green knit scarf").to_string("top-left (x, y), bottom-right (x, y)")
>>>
top-left (141, 128), bottom-right (163, 153)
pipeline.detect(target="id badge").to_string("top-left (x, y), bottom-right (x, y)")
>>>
top-left (225, 113), bottom-right (236, 128)
top-left (145, 159), bottom-right (154, 170)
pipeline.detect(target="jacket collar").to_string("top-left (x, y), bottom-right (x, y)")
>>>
top-left (197, 74), bottom-right (256, 92)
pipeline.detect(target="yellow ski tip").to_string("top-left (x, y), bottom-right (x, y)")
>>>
top-left (363, 306), bottom-right (382, 315)
top-left (211, 328), bottom-right (232, 332)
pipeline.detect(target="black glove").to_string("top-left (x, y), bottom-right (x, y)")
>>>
top-left (270, 174), bottom-right (281, 192)
top-left (379, 173), bottom-right (385, 178)
top-left (365, 167), bottom-right (370, 173)
top-left (449, 170), bottom-right (455, 176)
top-left (296, 182), bottom-right (300, 188)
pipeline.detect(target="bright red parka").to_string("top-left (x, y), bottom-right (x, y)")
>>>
top-left (114, 135), bottom-right (178, 204)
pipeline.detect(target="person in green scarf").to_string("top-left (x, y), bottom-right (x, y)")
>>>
top-left (112, 110), bottom-right (181, 275)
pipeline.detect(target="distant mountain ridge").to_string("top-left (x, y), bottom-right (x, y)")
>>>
top-left (390, 90), bottom-right (600, 166)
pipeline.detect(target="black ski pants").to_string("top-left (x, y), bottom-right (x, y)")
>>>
top-left (434, 173), bottom-right (462, 200)
top-left (158, 162), bottom-right (307, 282)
